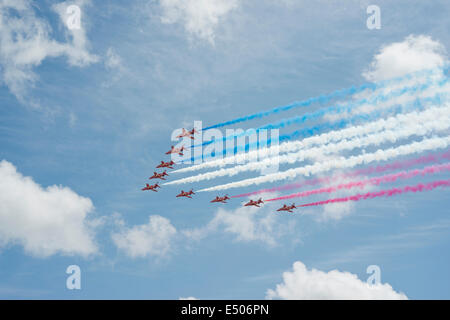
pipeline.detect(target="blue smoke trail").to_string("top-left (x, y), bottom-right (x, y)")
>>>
top-left (201, 67), bottom-right (443, 131)
top-left (182, 90), bottom-right (449, 164)
top-left (192, 75), bottom-right (447, 152)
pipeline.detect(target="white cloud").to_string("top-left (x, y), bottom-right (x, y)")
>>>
top-left (266, 261), bottom-right (407, 300)
top-left (112, 215), bottom-right (177, 258)
top-left (363, 34), bottom-right (448, 82)
top-left (326, 35), bottom-right (449, 135)
top-left (0, 160), bottom-right (98, 258)
top-left (0, 0), bottom-right (98, 105)
top-left (183, 197), bottom-right (297, 246)
top-left (179, 296), bottom-right (198, 300)
top-left (318, 197), bottom-right (355, 221)
top-left (159, 0), bottom-right (239, 43)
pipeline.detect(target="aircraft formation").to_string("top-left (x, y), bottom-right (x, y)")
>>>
top-left (140, 127), bottom-right (296, 213)
top-left (139, 67), bottom-right (450, 214)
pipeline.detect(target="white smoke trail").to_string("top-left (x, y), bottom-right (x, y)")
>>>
top-left (341, 79), bottom-right (450, 120)
top-left (175, 86), bottom-right (450, 174)
top-left (196, 135), bottom-right (450, 192)
top-left (186, 75), bottom-right (447, 166)
top-left (164, 104), bottom-right (450, 185)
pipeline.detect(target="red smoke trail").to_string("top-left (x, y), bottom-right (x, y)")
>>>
top-left (231, 150), bottom-right (450, 198)
top-left (265, 163), bottom-right (450, 201)
top-left (298, 179), bottom-right (450, 208)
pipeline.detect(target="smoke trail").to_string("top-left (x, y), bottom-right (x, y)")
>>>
top-left (196, 135), bottom-right (450, 192)
top-left (166, 107), bottom-right (450, 185)
top-left (201, 67), bottom-right (443, 131)
top-left (174, 93), bottom-right (449, 173)
top-left (184, 76), bottom-right (448, 164)
top-left (232, 150), bottom-right (450, 198)
top-left (265, 163), bottom-right (450, 201)
top-left (298, 179), bottom-right (450, 208)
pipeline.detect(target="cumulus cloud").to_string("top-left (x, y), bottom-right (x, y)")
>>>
top-left (0, 0), bottom-right (98, 105)
top-left (266, 261), bottom-right (408, 300)
top-left (183, 197), bottom-right (297, 246)
top-left (112, 215), bottom-right (177, 258)
top-left (159, 0), bottom-right (239, 43)
top-left (0, 160), bottom-right (98, 257)
top-left (363, 34), bottom-right (448, 82)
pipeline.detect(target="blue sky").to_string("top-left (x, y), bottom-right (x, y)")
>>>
top-left (0, 0), bottom-right (449, 299)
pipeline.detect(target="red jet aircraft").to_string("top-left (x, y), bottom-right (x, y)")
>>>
top-left (141, 183), bottom-right (160, 192)
top-left (156, 160), bottom-right (175, 169)
top-left (244, 198), bottom-right (264, 207)
top-left (176, 128), bottom-right (198, 140)
top-left (276, 203), bottom-right (297, 213)
top-left (210, 195), bottom-right (230, 203)
top-left (176, 189), bottom-right (195, 199)
top-left (149, 170), bottom-right (169, 180)
top-left (165, 145), bottom-right (185, 156)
